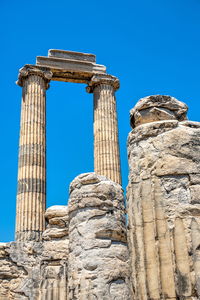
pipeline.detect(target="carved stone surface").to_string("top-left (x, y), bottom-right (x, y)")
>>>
top-left (127, 95), bottom-right (200, 300)
top-left (0, 173), bottom-right (131, 299)
top-left (86, 74), bottom-right (120, 93)
top-left (0, 205), bottom-right (69, 300)
top-left (16, 50), bottom-right (122, 188)
top-left (16, 66), bottom-right (53, 88)
top-left (16, 70), bottom-right (50, 242)
top-left (68, 173), bottom-right (131, 299)
top-left (35, 49), bottom-right (106, 84)
top-left (36, 56), bottom-right (106, 74)
top-left (87, 75), bottom-right (121, 184)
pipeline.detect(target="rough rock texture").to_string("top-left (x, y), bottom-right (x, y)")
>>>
top-left (0, 174), bottom-right (130, 299)
top-left (130, 95), bottom-right (188, 128)
top-left (0, 205), bottom-right (69, 300)
top-left (68, 173), bottom-right (131, 299)
top-left (127, 95), bottom-right (200, 300)
top-left (2, 89), bottom-right (200, 300)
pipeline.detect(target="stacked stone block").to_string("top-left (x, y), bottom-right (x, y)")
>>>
top-left (68, 173), bottom-right (131, 299)
top-left (39, 205), bottom-right (69, 300)
top-left (0, 205), bottom-right (69, 300)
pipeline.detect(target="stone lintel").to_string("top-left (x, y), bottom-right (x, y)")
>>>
top-left (86, 74), bottom-right (120, 93)
top-left (16, 64), bottom-right (97, 85)
top-left (48, 49), bottom-right (96, 63)
top-left (16, 65), bottom-right (53, 88)
top-left (36, 56), bottom-right (106, 75)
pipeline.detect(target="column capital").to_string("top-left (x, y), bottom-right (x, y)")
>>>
top-left (86, 74), bottom-right (120, 93)
top-left (16, 65), bottom-right (53, 89)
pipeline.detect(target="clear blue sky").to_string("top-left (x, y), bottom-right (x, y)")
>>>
top-left (0, 0), bottom-right (200, 242)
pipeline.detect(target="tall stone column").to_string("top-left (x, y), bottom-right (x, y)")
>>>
top-left (87, 74), bottom-right (122, 185)
top-left (15, 66), bottom-right (52, 242)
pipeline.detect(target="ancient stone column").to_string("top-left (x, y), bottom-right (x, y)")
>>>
top-left (68, 173), bottom-right (131, 299)
top-left (87, 75), bottom-right (122, 185)
top-left (15, 66), bottom-right (52, 242)
top-left (127, 95), bottom-right (200, 300)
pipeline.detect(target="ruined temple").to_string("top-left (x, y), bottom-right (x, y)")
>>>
top-left (0, 50), bottom-right (200, 299)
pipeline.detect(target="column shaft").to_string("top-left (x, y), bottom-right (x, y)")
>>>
top-left (93, 82), bottom-right (121, 184)
top-left (16, 69), bottom-right (50, 241)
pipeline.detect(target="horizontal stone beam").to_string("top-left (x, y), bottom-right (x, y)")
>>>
top-left (48, 49), bottom-right (96, 63)
top-left (19, 64), bottom-right (102, 84)
top-left (36, 56), bottom-right (106, 82)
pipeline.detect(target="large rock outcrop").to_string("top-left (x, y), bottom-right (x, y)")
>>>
top-left (68, 173), bottom-right (131, 299)
top-left (127, 95), bottom-right (200, 300)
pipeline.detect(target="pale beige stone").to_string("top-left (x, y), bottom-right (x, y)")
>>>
top-left (127, 95), bottom-right (200, 299)
top-left (68, 173), bottom-right (131, 299)
top-left (36, 56), bottom-right (106, 74)
top-left (191, 218), bottom-right (200, 298)
top-left (127, 184), bottom-right (148, 300)
top-left (130, 95), bottom-right (188, 128)
top-left (45, 205), bottom-right (68, 220)
top-left (42, 228), bottom-right (68, 240)
top-left (16, 68), bottom-right (52, 242)
top-left (87, 75), bottom-right (121, 185)
top-left (190, 185), bottom-right (200, 204)
top-left (174, 218), bottom-right (192, 297)
top-left (154, 178), bottom-right (176, 299)
top-left (48, 49), bottom-right (96, 62)
top-left (141, 179), bottom-right (160, 299)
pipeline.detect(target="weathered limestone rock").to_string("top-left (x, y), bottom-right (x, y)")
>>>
top-left (68, 173), bottom-right (131, 299)
top-left (40, 205), bottom-right (69, 299)
top-left (127, 95), bottom-right (200, 300)
top-left (130, 94), bottom-right (188, 127)
top-left (43, 205), bottom-right (69, 242)
top-left (0, 205), bottom-right (69, 300)
top-left (45, 205), bottom-right (68, 220)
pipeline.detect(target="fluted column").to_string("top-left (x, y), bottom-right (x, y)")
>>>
top-left (87, 74), bottom-right (121, 185)
top-left (15, 66), bottom-right (52, 242)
